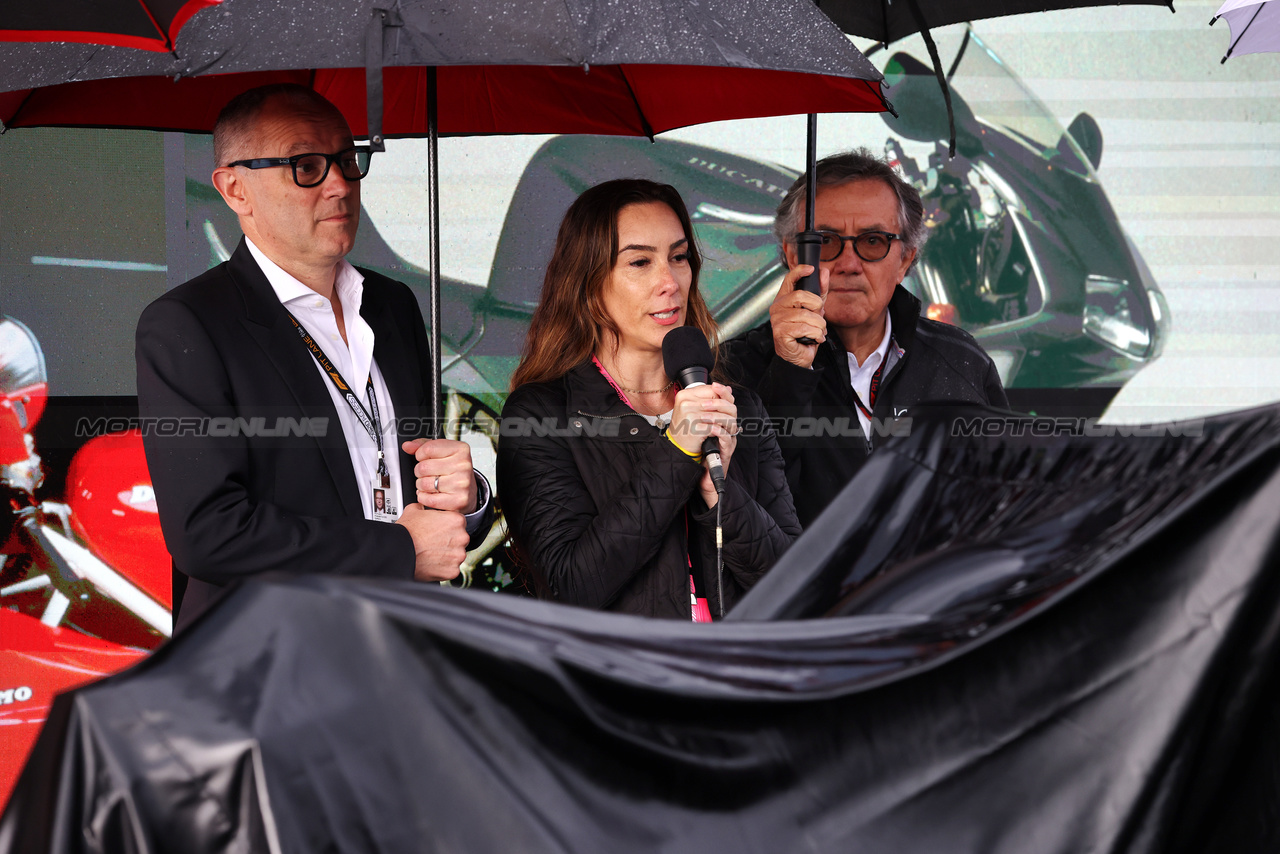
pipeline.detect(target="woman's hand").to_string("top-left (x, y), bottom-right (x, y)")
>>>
top-left (669, 383), bottom-right (738, 507)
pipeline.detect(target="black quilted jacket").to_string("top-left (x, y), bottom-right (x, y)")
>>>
top-left (497, 361), bottom-right (801, 619)
top-left (723, 284), bottom-right (1009, 528)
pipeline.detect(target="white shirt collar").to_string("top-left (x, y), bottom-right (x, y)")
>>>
top-left (244, 237), bottom-right (364, 313)
top-left (848, 311), bottom-right (894, 373)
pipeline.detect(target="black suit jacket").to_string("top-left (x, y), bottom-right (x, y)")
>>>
top-left (136, 239), bottom-right (445, 631)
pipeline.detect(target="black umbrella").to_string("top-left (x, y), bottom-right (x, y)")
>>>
top-left (794, 0), bottom-right (1178, 168)
top-left (787, 0), bottom-right (1177, 301)
top-left (825, 0), bottom-right (1173, 45)
top-left (823, 0), bottom-right (1176, 158)
top-left (0, 0), bottom-right (886, 429)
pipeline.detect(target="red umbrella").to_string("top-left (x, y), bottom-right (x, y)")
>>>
top-left (0, 0), bottom-right (888, 427)
top-left (0, 0), bottom-right (219, 52)
top-left (0, 64), bottom-right (884, 137)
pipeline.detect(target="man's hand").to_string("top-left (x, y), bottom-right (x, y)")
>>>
top-left (401, 438), bottom-right (477, 514)
top-left (769, 264), bottom-right (829, 369)
top-left (396, 502), bottom-right (468, 582)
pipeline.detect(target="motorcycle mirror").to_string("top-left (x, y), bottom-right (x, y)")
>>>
top-left (881, 52), bottom-right (982, 159)
top-left (1066, 112), bottom-right (1104, 171)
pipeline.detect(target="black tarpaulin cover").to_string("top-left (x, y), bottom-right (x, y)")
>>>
top-left (5, 406), bottom-right (1280, 853)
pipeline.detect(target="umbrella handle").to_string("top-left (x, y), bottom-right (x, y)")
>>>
top-left (794, 232), bottom-right (823, 346)
top-left (795, 232), bottom-right (824, 298)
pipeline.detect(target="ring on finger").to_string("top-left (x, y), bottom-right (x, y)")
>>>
top-left (433, 475), bottom-right (441, 493)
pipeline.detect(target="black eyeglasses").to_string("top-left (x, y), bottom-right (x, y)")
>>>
top-left (816, 230), bottom-right (902, 263)
top-left (228, 146), bottom-right (374, 188)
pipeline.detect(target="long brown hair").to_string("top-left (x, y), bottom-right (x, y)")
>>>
top-left (510, 179), bottom-right (719, 389)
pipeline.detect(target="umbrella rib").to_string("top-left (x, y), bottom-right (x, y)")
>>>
top-left (0, 88), bottom-right (39, 132)
top-left (864, 79), bottom-right (895, 117)
top-left (135, 0), bottom-right (172, 51)
top-left (1225, 2), bottom-right (1266, 61)
top-left (616, 66), bottom-right (655, 141)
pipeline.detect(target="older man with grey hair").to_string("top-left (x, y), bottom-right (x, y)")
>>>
top-left (723, 148), bottom-right (1008, 527)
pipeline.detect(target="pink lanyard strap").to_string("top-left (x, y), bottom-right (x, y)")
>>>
top-left (591, 355), bottom-right (633, 408)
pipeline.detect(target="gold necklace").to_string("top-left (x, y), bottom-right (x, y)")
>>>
top-left (594, 353), bottom-right (674, 395)
top-left (616, 378), bottom-right (674, 395)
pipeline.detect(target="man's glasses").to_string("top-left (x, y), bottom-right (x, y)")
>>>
top-left (228, 146), bottom-right (374, 188)
top-left (816, 230), bottom-right (902, 263)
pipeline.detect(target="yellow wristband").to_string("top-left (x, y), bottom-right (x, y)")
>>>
top-left (666, 430), bottom-right (703, 461)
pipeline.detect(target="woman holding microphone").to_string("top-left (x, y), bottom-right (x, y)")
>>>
top-left (497, 179), bottom-right (800, 619)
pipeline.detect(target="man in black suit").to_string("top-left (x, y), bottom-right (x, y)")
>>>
top-left (137, 84), bottom-right (491, 631)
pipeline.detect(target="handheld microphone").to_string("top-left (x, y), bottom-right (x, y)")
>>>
top-left (661, 326), bottom-right (725, 494)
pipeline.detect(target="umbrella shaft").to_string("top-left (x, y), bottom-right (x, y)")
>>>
top-left (806, 113), bottom-right (818, 230)
top-left (428, 67), bottom-right (442, 437)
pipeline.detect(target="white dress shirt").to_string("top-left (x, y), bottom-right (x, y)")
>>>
top-left (847, 312), bottom-right (895, 440)
top-left (247, 239), bottom-right (402, 522)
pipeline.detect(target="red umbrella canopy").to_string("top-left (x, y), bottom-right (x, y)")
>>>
top-left (0, 0), bottom-right (220, 52)
top-left (0, 65), bottom-right (885, 137)
top-left (0, 0), bottom-right (886, 136)
top-left (0, 0), bottom-right (889, 432)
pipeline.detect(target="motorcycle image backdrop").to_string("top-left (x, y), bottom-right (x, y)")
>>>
top-left (1, 5), bottom-right (1278, 811)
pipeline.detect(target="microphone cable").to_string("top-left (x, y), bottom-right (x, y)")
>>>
top-left (715, 489), bottom-right (724, 619)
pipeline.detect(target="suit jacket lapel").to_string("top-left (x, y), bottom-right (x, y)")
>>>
top-left (227, 239), bottom-right (365, 518)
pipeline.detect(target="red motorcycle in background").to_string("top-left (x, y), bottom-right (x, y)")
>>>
top-left (0, 316), bottom-right (170, 805)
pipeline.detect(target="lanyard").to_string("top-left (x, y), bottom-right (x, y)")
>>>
top-left (851, 358), bottom-right (885, 421)
top-left (286, 312), bottom-right (389, 478)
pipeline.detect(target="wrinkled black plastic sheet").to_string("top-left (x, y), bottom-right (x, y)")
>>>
top-left (5, 406), bottom-right (1280, 853)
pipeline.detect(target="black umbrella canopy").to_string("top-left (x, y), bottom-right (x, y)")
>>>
top-left (823, 0), bottom-right (1176, 45)
top-left (806, 0), bottom-right (1175, 160)
top-left (0, 0), bottom-right (880, 94)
